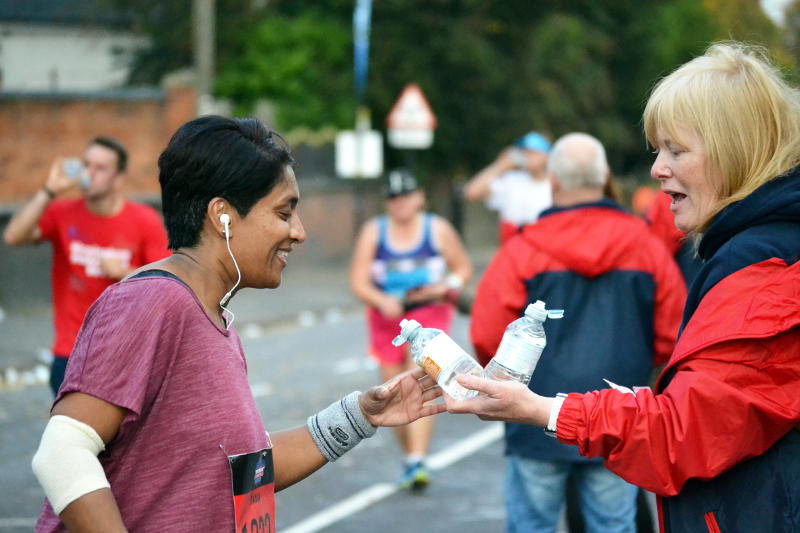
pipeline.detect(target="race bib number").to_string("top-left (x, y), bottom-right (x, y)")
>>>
top-left (228, 448), bottom-right (275, 533)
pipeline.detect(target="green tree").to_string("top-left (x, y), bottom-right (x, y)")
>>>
top-left (516, 15), bottom-right (631, 164)
top-left (111, 0), bottom-right (795, 179)
top-left (215, 12), bottom-right (354, 131)
top-left (106, 0), bottom-right (266, 85)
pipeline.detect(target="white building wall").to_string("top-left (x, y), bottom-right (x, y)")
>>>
top-left (0, 23), bottom-right (146, 91)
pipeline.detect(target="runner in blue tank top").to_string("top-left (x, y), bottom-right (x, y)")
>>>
top-left (371, 213), bottom-right (447, 303)
top-left (350, 169), bottom-right (473, 489)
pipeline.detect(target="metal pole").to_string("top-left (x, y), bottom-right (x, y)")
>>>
top-left (451, 181), bottom-right (465, 237)
top-left (353, 0), bottom-right (373, 235)
top-left (193, 0), bottom-right (215, 101)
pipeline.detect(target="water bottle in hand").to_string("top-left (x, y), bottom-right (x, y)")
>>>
top-left (392, 319), bottom-right (485, 401)
top-left (486, 300), bottom-right (564, 385)
top-left (63, 158), bottom-right (91, 190)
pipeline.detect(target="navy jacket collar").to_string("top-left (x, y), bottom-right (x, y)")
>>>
top-left (698, 166), bottom-right (800, 260)
top-left (679, 166), bottom-right (800, 333)
top-left (539, 197), bottom-right (625, 219)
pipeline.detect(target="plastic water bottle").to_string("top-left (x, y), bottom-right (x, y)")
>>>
top-left (485, 300), bottom-right (564, 385)
top-left (63, 158), bottom-right (91, 190)
top-left (392, 318), bottom-right (485, 401)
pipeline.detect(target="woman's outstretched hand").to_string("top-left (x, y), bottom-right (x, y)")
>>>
top-left (443, 373), bottom-right (552, 427)
top-left (360, 367), bottom-right (445, 427)
top-left (404, 281), bottom-right (448, 304)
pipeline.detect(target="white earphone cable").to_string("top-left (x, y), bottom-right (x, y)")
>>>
top-left (219, 220), bottom-right (241, 330)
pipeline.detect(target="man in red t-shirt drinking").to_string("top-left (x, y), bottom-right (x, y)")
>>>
top-left (3, 136), bottom-right (169, 394)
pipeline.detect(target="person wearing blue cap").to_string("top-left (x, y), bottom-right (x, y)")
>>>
top-left (464, 131), bottom-right (553, 244)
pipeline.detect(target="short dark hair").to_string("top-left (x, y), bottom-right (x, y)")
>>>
top-left (89, 136), bottom-right (128, 172)
top-left (158, 116), bottom-right (294, 250)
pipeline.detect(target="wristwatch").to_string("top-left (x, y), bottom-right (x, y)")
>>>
top-left (544, 393), bottom-right (568, 438)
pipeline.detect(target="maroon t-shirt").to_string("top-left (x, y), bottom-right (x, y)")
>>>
top-left (35, 275), bottom-right (271, 532)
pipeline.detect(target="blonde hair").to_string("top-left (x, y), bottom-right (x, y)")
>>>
top-left (643, 42), bottom-right (800, 232)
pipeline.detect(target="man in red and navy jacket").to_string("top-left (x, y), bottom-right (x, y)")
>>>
top-left (470, 133), bottom-right (686, 533)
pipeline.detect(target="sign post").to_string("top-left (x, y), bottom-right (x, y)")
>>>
top-left (336, 0), bottom-right (382, 180)
top-left (335, 126), bottom-right (383, 179)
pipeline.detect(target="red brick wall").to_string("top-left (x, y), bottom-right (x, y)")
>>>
top-left (0, 86), bottom-right (196, 206)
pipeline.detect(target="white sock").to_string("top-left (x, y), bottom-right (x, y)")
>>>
top-left (406, 453), bottom-right (425, 465)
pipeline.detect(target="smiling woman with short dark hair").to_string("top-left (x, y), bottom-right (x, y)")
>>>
top-left (30, 115), bottom-right (445, 533)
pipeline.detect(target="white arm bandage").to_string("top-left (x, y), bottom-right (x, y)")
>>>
top-left (31, 415), bottom-right (111, 514)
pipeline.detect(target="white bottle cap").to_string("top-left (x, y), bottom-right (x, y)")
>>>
top-left (524, 300), bottom-right (564, 321)
top-left (524, 301), bottom-right (548, 321)
top-left (392, 318), bottom-right (422, 346)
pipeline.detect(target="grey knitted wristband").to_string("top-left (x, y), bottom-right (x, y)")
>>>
top-left (307, 391), bottom-right (378, 462)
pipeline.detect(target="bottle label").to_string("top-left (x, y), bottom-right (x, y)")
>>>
top-left (419, 333), bottom-right (470, 382)
top-left (421, 358), bottom-right (442, 381)
top-left (494, 336), bottom-right (544, 374)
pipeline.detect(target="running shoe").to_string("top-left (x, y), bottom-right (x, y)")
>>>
top-left (398, 461), bottom-right (430, 491)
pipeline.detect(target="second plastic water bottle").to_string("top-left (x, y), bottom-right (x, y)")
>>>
top-left (392, 318), bottom-right (485, 401)
top-left (485, 300), bottom-right (563, 385)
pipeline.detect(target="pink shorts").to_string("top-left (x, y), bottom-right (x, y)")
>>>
top-left (367, 303), bottom-right (455, 366)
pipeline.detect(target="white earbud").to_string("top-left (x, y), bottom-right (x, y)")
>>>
top-left (219, 213), bottom-right (230, 236)
top-left (218, 212), bottom-right (240, 330)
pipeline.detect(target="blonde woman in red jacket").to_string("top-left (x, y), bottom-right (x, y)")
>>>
top-left (448, 42), bottom-right (800, 533)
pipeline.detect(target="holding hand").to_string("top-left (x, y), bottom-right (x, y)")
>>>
top-left (360, 367), bottom-right (445, 427)
top-left (99, 256), bottom-right (130, 280)
top-left (404, 281), bottom-right (449, 305)
top-left (376, 294), bottom-right (404, 319)
top-left (45, 158), bottom-right (84, 197)
top-left (443, 374), bottom-right (552, 426)
top-left (497, 147), bottom-right (526, 171)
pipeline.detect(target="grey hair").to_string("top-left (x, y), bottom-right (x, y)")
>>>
top-left (546, 132), bottom-right (608, 190)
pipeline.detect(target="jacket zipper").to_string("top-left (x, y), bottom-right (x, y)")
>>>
top-left (704, 511), bottom-right (722, 533)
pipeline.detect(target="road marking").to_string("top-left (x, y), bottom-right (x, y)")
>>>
top-left (283, 483), bottom-right (397, 533)
top-left (283, 422), bottom-right (503, 533)
top-left (0, 517), bottom-right (37, 527)
top-left (240, 323), bottom-right (265, 339)
top-left (250, 382), bottom-right (274, 398)
top-left (333, 357), bottom-right (376, 375)
top-left (297, 311), bottom-right (316, 328)
top-left (426, 421), bottom-right (504, 471)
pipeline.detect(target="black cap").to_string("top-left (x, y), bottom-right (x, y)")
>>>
top-left (385, 168), bottom-right (419, 198)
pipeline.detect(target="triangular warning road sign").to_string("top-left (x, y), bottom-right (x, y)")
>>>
top-left (386, 83), bottom-right (437, 131)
